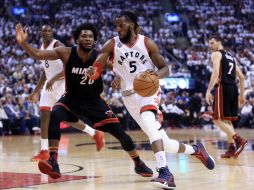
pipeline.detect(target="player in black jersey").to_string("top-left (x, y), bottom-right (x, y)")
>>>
top-left (16, 23), bottom-right (153, 179)
top-left (206, 35), bottom-right (247, 158)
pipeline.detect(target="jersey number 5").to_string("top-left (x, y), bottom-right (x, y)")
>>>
top-left (80, 75), bottom-right (94, 85)
top-left (129, 61), bottom-right (137, 73)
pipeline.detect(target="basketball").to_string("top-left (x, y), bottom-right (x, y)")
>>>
top-left (133, 71), bottom-right (159, 97)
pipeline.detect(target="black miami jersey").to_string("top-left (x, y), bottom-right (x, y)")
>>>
top-left (64, 46), bottom-right (103, 100)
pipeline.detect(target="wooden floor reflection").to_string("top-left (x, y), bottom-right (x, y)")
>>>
top-left (0, 128), bottom-right (254, 190)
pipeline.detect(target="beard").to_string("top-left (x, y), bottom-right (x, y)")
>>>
top-left (119, 27), bottom-right (132, 44)
top-left (79, 44), bottom-right (94, 52)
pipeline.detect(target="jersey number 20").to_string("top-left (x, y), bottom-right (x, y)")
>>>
top-left (80, 75), bottom-right (94, 85)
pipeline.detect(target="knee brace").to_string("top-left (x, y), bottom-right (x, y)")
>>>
top-left (159, 129), bottom-right (180, 153)
top-left (139, 111), bottom-right (162, 144)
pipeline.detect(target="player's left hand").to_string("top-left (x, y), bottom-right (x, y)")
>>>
top-left (238, 95), bottom-right (245, 107)
top-left (205, 91), bottom-right (213, 105)
top-left (46, 80), bottom-right (55, 91)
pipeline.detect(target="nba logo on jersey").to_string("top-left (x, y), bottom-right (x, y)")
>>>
top-left (117, 42), bottom-right (122, 48)
top-left (105, 110), bottom-right (113, 118)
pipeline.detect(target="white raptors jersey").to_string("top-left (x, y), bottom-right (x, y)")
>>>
top-left (113, 35), bottom-right (156, 91)
top-left (40, 39), bottom-right (63, 80)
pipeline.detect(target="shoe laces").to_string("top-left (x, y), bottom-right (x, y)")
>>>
top-left (157, 167), bottom-right (170, 178)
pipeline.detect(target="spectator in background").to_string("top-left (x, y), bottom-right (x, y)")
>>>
top-left (3, 94), bottom-right (28, 134)
top-left (0, 98), bottom-right (11, 135)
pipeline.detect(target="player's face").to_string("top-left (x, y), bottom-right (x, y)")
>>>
top-left (208, 38), bottom-right (220, 52)
top-left (115, 17), bottom-right (132, 43)
top-left (78, 30), bottom-right (95, 52)
top-left (40, 26), bottom-right (53, 42)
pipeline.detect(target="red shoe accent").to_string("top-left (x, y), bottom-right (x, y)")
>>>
top-left (38, 160), bottom-right (61, 179)
top-left (31, 150), bottom-right (50, 162)
top-left (93, 131), bottom-right (105, 151)
top-left (234, 136), bottom-right (248, 158)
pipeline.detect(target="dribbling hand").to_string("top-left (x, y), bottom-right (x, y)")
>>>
top-left (16, 23), bottom-right (29, 44)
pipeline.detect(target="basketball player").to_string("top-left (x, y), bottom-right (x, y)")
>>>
top-left (206, 35), bottom-right (247, 158)
top-left (87, 11), bottom-right (215, 189)
top-left (16, 23), bottom-right (153, 179)
top-left (30, 25), bottom-right (105, 161)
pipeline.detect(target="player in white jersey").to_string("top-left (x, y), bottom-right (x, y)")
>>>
top-left (87, 11), bottom-right (215, 189)
top-left (30, 25), bottom-right (104, 161)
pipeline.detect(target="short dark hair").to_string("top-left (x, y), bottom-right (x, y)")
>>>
top-left (208, 34), bottom-right (223, 43)
top-left (72, 23), bottom-right (98, 41)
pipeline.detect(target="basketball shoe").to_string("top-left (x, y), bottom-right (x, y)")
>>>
top-left (134, 160), bottom-right (153, 177)
top-left (233, 135), bottom-right (248, 158)
top-left (150, 166), bottom-right (176, 189)
top-left (221, 143), bottom-right (236, 158)
top-left (31, 150), bottom-right (50, 162)
top-left (93, 130), bottom-right (105, 151)
top-left (38, 156), bottom-right (61, 179)
top-left (191, 142), bottom-right (215, 170)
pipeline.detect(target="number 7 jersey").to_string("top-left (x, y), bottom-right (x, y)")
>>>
top-left (218, 50), bottom-right (236, 85)
top-left (112, 34), bottom-right (156, 91)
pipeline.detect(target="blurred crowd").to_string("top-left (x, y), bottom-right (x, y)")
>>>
top-left (0, 0), bottom-right (254, 135)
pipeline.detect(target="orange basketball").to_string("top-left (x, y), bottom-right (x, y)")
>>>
top-left (133, 71), bottom-right (159, 97)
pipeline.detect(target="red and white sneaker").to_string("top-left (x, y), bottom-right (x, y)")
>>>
top-left (31, 150), bottom-right (50, 162)
top-left (93, 130), bottom-right (105, 151)
top-left (233, 135), bottom-right (248, 158)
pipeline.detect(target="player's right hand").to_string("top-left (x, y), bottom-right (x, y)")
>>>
top-left (28, 92), bottom-right (37, 103)
top-left (16, 23), bottom-right (28, 44)
top-left (112, 76), bottom-right (121, 90)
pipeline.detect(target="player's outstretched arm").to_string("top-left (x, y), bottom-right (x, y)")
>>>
top-left (16, 23), bottom-right (62, 60)
top-left (145, 37), bottom-right (170, 79)
top-left (87, 39), bottom-right (114, 80)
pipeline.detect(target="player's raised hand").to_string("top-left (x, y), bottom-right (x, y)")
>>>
top-left (16, 23), bottom-right (29, 44)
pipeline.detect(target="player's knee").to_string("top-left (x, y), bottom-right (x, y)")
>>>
top-left (139, 111), bottom-right (162, 143)
top-left (51, 106), bottom-right (78, 123)
top-left (105, 123), bottom-right (135, 151)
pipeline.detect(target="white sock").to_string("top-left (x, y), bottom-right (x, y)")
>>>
top-left (82, 124), bottom-right (96, 136)
top-left (184, 144), bottom-right (195, 154)
top-left (41, 139), bottom-right (48, 150)
top-left (154, 151), bottom-right (167, 168)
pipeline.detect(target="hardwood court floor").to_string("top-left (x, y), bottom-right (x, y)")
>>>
top-left (0, 128), bottom-right (254, 190)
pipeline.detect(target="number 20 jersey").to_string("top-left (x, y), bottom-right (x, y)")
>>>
top-left (112, 34), bottom-right (156, 91)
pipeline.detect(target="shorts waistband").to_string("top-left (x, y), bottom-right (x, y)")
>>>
top-left (122, 89), bottom-right (135, 97)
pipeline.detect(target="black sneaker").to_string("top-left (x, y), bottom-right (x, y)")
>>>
top-left (38, 156), bottom-right (61, 179)
top-left (150, 166), bottom-right (176, 189)
top-left (134, 160), bottom-right (153, 177)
